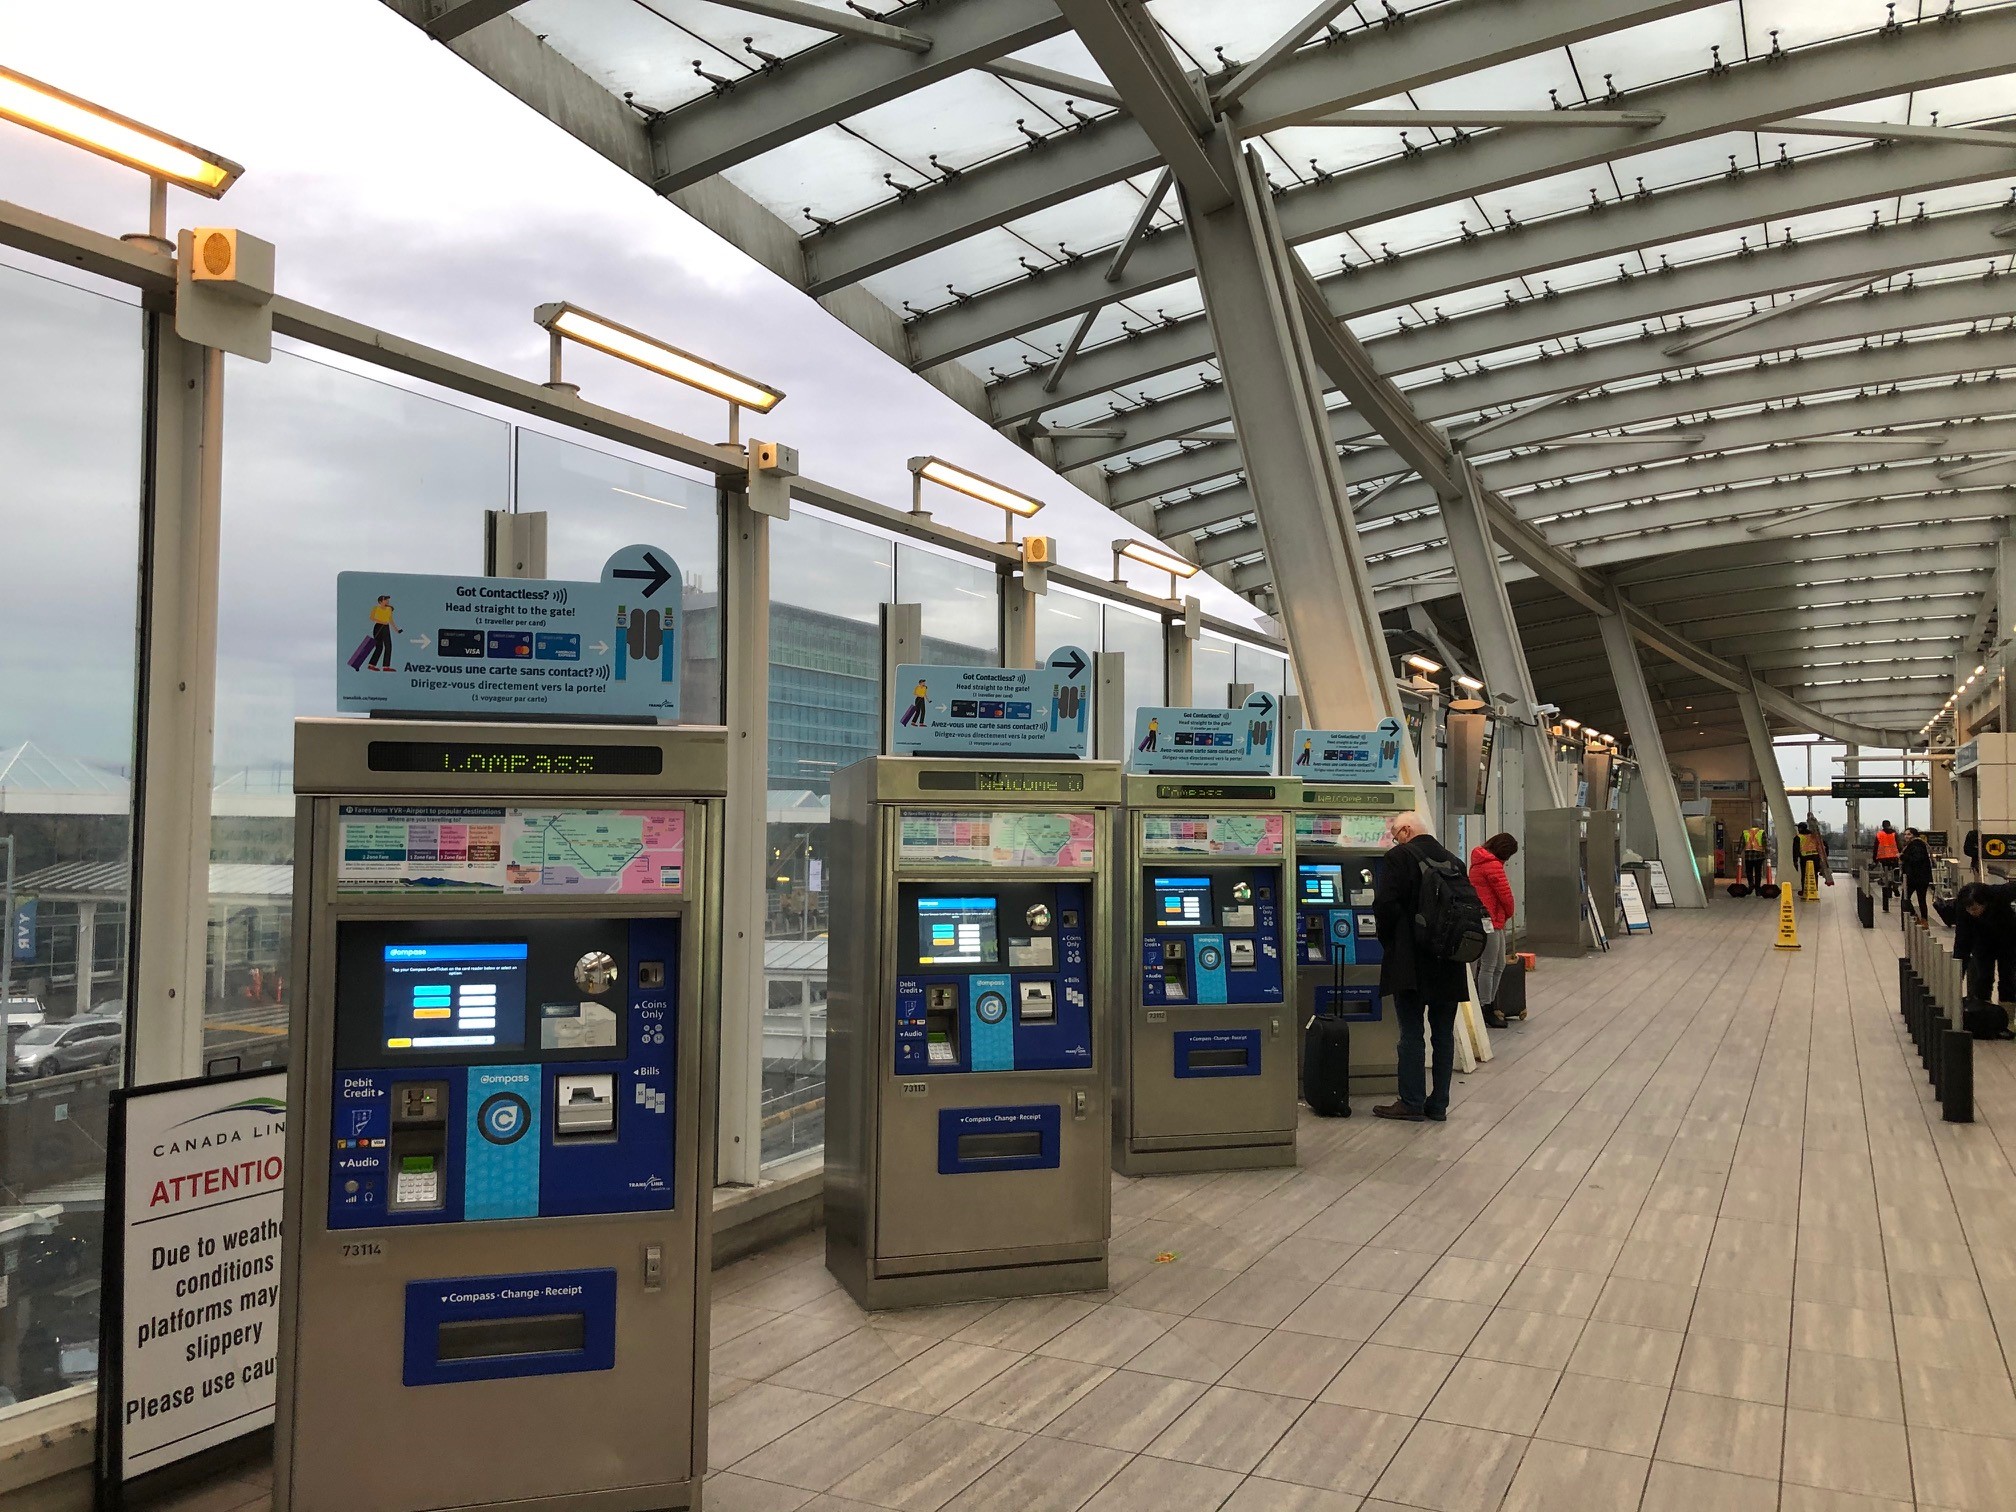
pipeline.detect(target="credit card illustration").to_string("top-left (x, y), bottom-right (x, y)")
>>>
top-left (486, 631), bottom-right (535, 659)
top-left (436, 628), bottom-right (485, 658)
top-left (534, 633), bottom-right (581, 661)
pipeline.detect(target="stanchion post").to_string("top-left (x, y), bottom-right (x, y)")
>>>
top-left (1942, 1028), bottom-right (1975, 1123)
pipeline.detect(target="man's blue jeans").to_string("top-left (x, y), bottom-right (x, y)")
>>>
top-left (1394, 991), bottom-right (1459, 1116)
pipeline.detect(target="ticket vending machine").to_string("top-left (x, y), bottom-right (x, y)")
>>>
top-left (275, 719), bottom-right (723, 1512)
top-left (826, 758), bottom-right (1120, 1308)
top-left (1287, 786), bottom-right (1416, 1099)
top-left (1114, 779), bottom-right (1298, 1174)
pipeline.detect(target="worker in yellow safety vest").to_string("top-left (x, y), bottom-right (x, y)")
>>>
top-left (1797, 820), bottom-right (1832, 890)
top-left (1741, 824), bottom-right (1768, 892)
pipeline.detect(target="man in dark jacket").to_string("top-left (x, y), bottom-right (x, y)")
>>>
top-left (1373, 811), bottom-right (1468, 1123)
top-left (1899, 828), bottom-right (1934, 925)
top-left (1956, 881), bottom-right (2016, 1002)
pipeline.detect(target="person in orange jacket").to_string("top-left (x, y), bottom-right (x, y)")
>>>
top-left (1470, 833), bottom-right (1518, 1029)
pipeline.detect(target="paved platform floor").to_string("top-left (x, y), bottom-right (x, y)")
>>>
top-left (164, 888), bottom-right (2016, 1511)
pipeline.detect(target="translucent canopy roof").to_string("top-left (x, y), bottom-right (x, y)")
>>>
top-left (398, 0), bottom-right (2016, 744)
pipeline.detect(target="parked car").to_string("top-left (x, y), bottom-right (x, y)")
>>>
top-left (4, 997), bottom-right (47, 1052)
top-left (9, 1015), bottom-right (122, 1078)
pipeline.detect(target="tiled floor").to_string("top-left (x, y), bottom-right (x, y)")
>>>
top-left (165, 891), bottom-right (2016, 1510)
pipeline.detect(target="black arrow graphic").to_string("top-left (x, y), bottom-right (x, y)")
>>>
top-left (1054, 649), bottom-right (1088, 680)
top-left (1252, 693), bottom-right (1275, 717)
top-left (612, 551), bottom-right (672, 598)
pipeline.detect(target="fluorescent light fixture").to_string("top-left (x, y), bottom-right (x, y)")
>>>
top-left (1403, 653), bottom-right (1442, 675)
top-left (0, 65), bottom-right (242, 195)
top-left (1112, 537), bottom-right (1200, 579)
top-left (908, 456), bottom-right (1045, 517)
top-left (536, 301), bottom-right (783, 413)
top-left (1561, 719), bottom-right (1582, 731)
top-left (1454, 674), bottom-right (1485, 692)
top-left (1975, 664), bottom-right (1987, 675)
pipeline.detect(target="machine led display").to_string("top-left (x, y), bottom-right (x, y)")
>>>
top-left (382, 942), bottom-right (529, 1052)
top-left (917, 897), bottom-right (1000, 966)
top-left (1152, 877), bottom-right (1214, 929)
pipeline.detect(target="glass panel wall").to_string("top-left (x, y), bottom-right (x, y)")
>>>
top-left (210, 353), bottom-right (510, 1071)
top-left (1101, 604), bottom-right (1166, 758)
top-left (765, 512), bottom-right (893, 1166)
top-left (1235, 643), bottom-right (1290, 705)
top-left (1035, 586), bottom-right (1101, 660)
top-left (1194, 633), bottom-right (1238, 708)
top-left (0, 264), bottom-right (143, 1411)
top-left (518, 430), bottom-right (724, 723)
top-left (896, 545), bottom-right (998, 666)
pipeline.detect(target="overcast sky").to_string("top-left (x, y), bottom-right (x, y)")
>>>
top-left (0, 0), bottom-right (1266, 628)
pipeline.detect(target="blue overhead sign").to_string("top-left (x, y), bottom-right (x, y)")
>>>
top-left (11, 899), bottom-right (34, 963)
top-left (891, 646), bottom-right (1092, 758)
top-left (1129, 693), bottom-right (1279, 774)
top-left (1288, 720), bottom-right (1405, 784)
top-left (336, 546), bottom-right (683, 721)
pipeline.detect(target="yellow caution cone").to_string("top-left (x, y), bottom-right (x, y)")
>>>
top-left (1774, 875), bottom-right (1800, 951)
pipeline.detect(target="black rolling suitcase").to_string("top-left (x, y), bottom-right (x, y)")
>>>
top-left (1495, 958), bottom-right (1528, 1021)
top-left (1302, 1014), bottom-right (1352, 1117)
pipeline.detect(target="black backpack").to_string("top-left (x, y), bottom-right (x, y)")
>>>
top-left (1963, 1000), bottom-right (2014, 1041)
top-left (1401, 842), bottom-right (1488, 965)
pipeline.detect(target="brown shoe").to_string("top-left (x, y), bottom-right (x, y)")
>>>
top-left (1373, 1101), bottom-right (1425, 1122)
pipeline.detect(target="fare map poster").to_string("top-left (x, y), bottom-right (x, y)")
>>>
top-left (897, 810), bottom-right (1098, 868)
top-left (1287, 719), bottom-right (1406, 784)
top-left (335, 806), bottom-right (686, 894)
top-left (1141, 813), bottom-right (1286, 857)
top-left (335, 545), bottom-right (683, 721)
top-left (1294, 813), bottom-right (1392, 848)
top-left (1128, 693), bottom-right (1279, 774)
top-left (890, 646), bottom-right (1092, 758)
top-left (102, 1072), bottom-right (287, 1488)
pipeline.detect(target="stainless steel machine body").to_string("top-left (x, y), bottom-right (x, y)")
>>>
top-left (275, 719), bottom-right (723, 1512)
top-left (825, 758), bottom-right (1120, 1308)
top-left (1114, 777), bottom-right (1301, 1174)
top-left (1285, 784), bottom-right (1417, 1102)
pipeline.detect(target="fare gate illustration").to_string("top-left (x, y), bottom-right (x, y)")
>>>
top-left (825, 758), bottom-right (1120, 1308)
top-left (1115, 779), bottom-right (1298, 1174)
top-left (1287, 785), bottom-right (1417, 1100)
top-left (274, 718), bottom-right (724, 1512)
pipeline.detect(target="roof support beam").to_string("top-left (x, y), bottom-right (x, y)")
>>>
top-left (424, 0), bottom-right (529, 41)
top-left (1310, 108), bottom-right (1666, 129)
top-left (1214, 0), bottom-right (1355, 110)
top-left (651, 0), bottom-right (1065, 195)
top-left (909, 9), bottom-right (2016, 364)
top-left (704, 0), bottom-right (930, 50)
top-left (1768, 116), bottom-right (2016, 151)
top-left (1053, 0), bottom-right (1233, 213)
top-left (983, 59), bottom-right (1123, 107)
top-left (1663, 275), bottom-right (1877, 359)
top-left (1179, 141), bottom-right (1399, 736)
top-left (1604, 609), bottom-right (1713, 906)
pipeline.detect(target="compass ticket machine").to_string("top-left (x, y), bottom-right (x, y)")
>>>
top-left (1287, 784), bottom-right (1416, 1100)
top-left (275, 719), bottom-right (723, 1512)
top-left (1116, 780), bottom-right (1298, 1174)
top-left (826, 759), bottom-right (1121, 1308)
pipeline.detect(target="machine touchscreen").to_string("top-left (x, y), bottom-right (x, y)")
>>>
top-left (918, 897), bottom-right (1000, 966)
top-left (1151, 877), bottom-right (1214, 930)
top-left (1298, 865), bottom-right (1344, 906)
top-left (382, 943), bottom-right (528, 1052)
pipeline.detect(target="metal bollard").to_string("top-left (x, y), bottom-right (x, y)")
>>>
top-left (1942, 1028), bottom-right (1975, 1123)
top-left (1933, 1012), bottom-right (1948, 1092)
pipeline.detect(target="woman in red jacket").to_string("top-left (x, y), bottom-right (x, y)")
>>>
top-left (1470, 833), bottom-right (1519, 1029)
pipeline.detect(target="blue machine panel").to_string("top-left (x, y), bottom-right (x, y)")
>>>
top-left (936, 1105), bottom-right (1061, 1174)
top-left (1174, 1028), bottom-right (1262, 1078)
top-left (328, 917), bottom-right (678, 1230)
top-left (895, 882), bottom-right (1091, 1075)
top-left (1139, 866), bottom-right (1284, 1006)
top-left (1316, 984), bottom-right (1382, 1022)
top-left (402, 1268), bottom-right (617, 1387)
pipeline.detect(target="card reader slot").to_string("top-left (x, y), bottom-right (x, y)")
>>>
top-left (956, 1131), bottom-right (1045, 1162)
top-left (435, 1313), bottom-right (587, 1362)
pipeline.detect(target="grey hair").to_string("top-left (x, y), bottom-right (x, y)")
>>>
top-left (1389, 810), bottom-right (1434, 837)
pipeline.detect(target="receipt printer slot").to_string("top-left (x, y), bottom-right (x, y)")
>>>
top-left (957, 1132), bottom-right (1044, 1162)
top-left (553, 1073), bottom-right (616, 1140)
top-left (436, 1313), bottom-right (587, 1363)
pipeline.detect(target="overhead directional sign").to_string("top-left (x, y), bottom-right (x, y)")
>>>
top-left (891, 646), bottom-right (1092, 758)
top-left (336, 545), bottom-right (683, 721)
top-left (1831, 778), bottom-right (1929, 799)
top-left (11, 898), bottom-right (34, 963)
top-left (1129, 693), bottom-right (1279, 774)
top-left (1288, 720), bottom-right (1406, 785)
